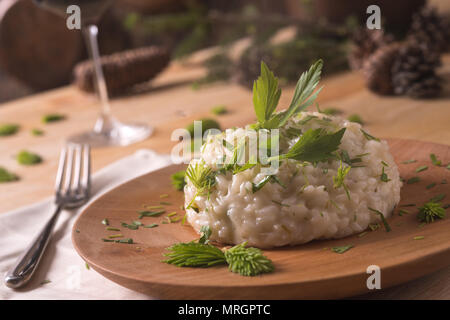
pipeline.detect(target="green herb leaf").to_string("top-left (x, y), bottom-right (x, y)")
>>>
top-left (413, 236), bottom-right (425, 240)
top-left (407, 176), bottom-right (420, 184)
top-left (380, 166), bottom-right (391, 182)
top-left (144, 223), bottom-right (158, 228)
top-left (0, 167), bottom-right (19, 183)
top-left (333, 161), bottom-right (351, 200)
top-left (31, 128), bottom-right (44, 136)
top-left (0, 123), bottom-right (19, 136)
top-left (17, 150), bottom-right (42, 165)
top-left (417, 201), bottom-right (446, 223)
top-left (138, 210), bottom-right (165, 219)
top-left (185, 161), bottom-right (216, 193)
top-left (276, 128), bottom-right (346, 164)
top-left (402, 159), bottom-right (417, 164)
top-left (42, 113), bottom-right (65, 123)
top-left (199, 225), bottom-right (212, 244)
top-left (347, 114), bottom-right (364, 124)
top-left (368, 207), bottom-right (391, 232)
top-left (430, 194), bottom-right (445, 202)
top-left (426, 183), bottom-right (436, 189)
top-left (224, 242), bottom-right (274, 276)
top-left (331, 245), bottom-right (353, 254)
top-left (163, 242), bottom-right (227, 268)
top-left (360, 129), bottom-right (380, 142)
top-left (252, 61), bottom-right (281, 127)
top-left (211, 105), bottom-right (228, 115)
top-left (101, 218), bottom-right (109, 226)
top-left (430, 154), bottom-right (441, 166)
top-left (415, 165), bottom-right (428, 173)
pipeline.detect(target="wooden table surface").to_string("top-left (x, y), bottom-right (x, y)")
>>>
top-left (0, 51), bottom-right (449, 299)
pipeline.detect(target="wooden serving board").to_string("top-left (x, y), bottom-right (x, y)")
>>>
top-left (72, 138), bottom-right (450, 299)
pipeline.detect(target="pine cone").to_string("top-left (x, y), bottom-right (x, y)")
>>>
top-left (74, 46), bottom-right (170, 95)
top-left (348, 28), bottom-right (394, 70)
top-left (407, 6), bottom-right (450, 53)
top-left (391, 41), bottom-right (441, 98)
top-left (362, 43), bottom-right (401, 95)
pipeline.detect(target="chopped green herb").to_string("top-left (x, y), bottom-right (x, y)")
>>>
top-left (133, 220), bottom-right (143, 226)
top-left (368, 207), bottom-right (391, 232)
top-left (252, 175), bottom-right (284, 193)
top-left (0, 167), bottom-right (19, 183)
top-left (160, 201), bottom-right (172, 205)
top-left (102, 238), bottom-right (133, 244)
top-left (333, 161), bottom-right (351, 200)
top-left (101, 218), bottom-right (109, 226)
top-left (42, 113), bottom-right (65, 123)
top-left (85, 262), bottom-right (90, 270)
top-left (415, 165), bottom-right (428, 173)
top-left (108, 234), bottom-right (123, 239)
top-left (167, 212), bottom-right (177, 217)
top-left (138, 210), bottom-right (165, 218)
top-left (358, 232), bottom-right (368, 238)
top-left (447, 164), bottom-right (450, 170)
top-left (426, 183), bottom-right (436, 189)
top-left (144, 223), bottom-right (158, 228)
top-left (430, 194), bottom-right (446, 203)
top-left (413, 236), bottom-right (425, 240)
top-left (381, 161), bottom-right (389, 167)
top-left (31, 128), bottom-right (44, 136)
top-left (429, 154), bottom-right (441, 166)
top-left (380, 167), bottom-right (391, 182)
top-left (211, 105), bottom-right (228, 115)
top-left (106, 227), bottom-right (120, 231)
top-left (368, 223), bottom-right (380, 231)
top-left (145, 205), bottom-right (164, 210)
top-left (0, 124), bottom-right (19, 136)
top-left (17, 150), bottom-right (42, 165)
top-left (402, 159), bottom-right (417, 164)
top-left (360, 129), bottom-right (380, 142)
top-left (401, 203), bottom-right (416, 207)
top-left (417, 201), bottom-right (446, 223)
top-left (171, 170), bottom-right (186, 191)
top-left (407, 176), bottom-right (420, 184)
top-left (160, 194), bottom-right (169, 198)
top-left (331, 245), bottom-right (353, 254)
top-left (398, 209), bottom-right (409, 216)
top-left (121, 222), bottom-right (138, 230)
top-left (347, 114), bottom-right (364, 124)
top-left (271, 200), bottom-right (290, 207)
top-left (199, 226), bottom-right (212, 244)
top-left (40, 280), bottom-right (51, 285)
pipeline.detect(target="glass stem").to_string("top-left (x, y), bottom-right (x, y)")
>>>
top-left (83, 25), bottom-right (111, 118)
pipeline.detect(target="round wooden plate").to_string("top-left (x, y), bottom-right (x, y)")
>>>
top-left (72, 139), bottom-right (450, 299)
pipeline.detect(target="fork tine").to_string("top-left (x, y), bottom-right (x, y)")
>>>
top-left (81, 144), bottom-right (91, 196)
top-left (55, 146), bottom-right (67, 194)
top-left (72, 144), bottom-right (83, 192)
top-left (63, 144), bottom-right (75, 196)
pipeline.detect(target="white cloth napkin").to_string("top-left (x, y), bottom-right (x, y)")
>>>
top-left (0, 149), bottom-right (172, 300)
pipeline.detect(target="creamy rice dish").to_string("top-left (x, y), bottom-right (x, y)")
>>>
top-left (183, 61), bottom-right (401, 248)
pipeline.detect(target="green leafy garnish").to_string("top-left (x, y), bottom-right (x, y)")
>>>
top-left (31, 128), bottom-right (44, 136)
top-left (430, 194), bottom-right (445, 203)
top-left (252, 174), bottom-right (285, 193)
top-left (347, 114), bottom-right (364, 124)
top-left (106, 227), bottom-right (120, 231)
top-left (380, 167), bottom-right (391, 182)
top-left (224, 242), bottom-right (274, 276)
top-left (163, 242), bottom-right (226, 268)
top-left (274, 128), bottom-right (346, 164)
top-left (186, 161), bottom-right (216, 193)
top-left (417, 201), bottom-right (446, 223)
top-left (0, 167), bottom-right (19, 183)
top-left (253, 60), bottom-right (323, 129)
top-left (429, 154), bottom-right (441, 166)
top-left (360, 129), bottom-right (380, 142)
top-left (171, 170), bottom-right (186, 191)
top-left (0, 124), bottom-right (19, 136)
top-left (144, 223), bottom-right (158, 228)
top-left (415, 165), bottom-right (428, 173)
top-left (199, 226), bottom-right (212, 244)
top-left (368, 207), bottom-right (391, 232)
top-left (17, 150), bottom-right (42, 165)
top-left (402, 159), bottom-right (417, 164)
top-left (426, 183), bottom-right (436, 189)
top-left (138, 210), bottom-right (165, 219)
top-left (333, 161), bottom-right (351, 200)
top-left (211, 105), bottom-right (228, 115)
top-left (42, 113), bottom-right (65, 123)
top-left (101, 218), bottom-right (109, 226)
top-left (407, 176), bottom-right (420, 184)
top-left (413, 236), bottom-right (425, 240)
top-left (331, 245), bottom-right (353, 254)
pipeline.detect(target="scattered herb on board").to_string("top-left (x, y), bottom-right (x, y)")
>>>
top-left (368, 223), bottom-right (380, 231)
top-left (347, 114), bottom-right (364, 124)
top-left (447, 164), bottom-right (450, 170)
top-left (415, 165), bottom-right (428, 173)
top-left (108, 234), bottom-right (123, 239)
top-left (0, 124), bottom-right (19, 136)
top-left (407, 177), bottom-right (420, 184)
top-left (106, 227), bottom-right (120, 231)
top-left (0, 167), bottom-right (19, 183)
top-left (121, 222), bottom-right (139, 230)
top-left (368, 207), bottom-right (391, 232)
top-left (417, 201), bottom-right (446, 223)
top-left (430, 194), bottom-right (446, 203)
top-left (413, 236), bottom-right (425, 240)
top-left (402, 159), bottom-right (417, 164)
top-left (211, 105), bottom-right (228, 115)
top-left (138, 210), bottom-right (165, 218)
top-left (31, 128), bottom-right (44, 136)
top-left (360, 129), bottom-right (380, 142)
top-left (358, 232), bottom-right (368, 238)
top-left (331, 245), bottom-right (353, 254)
top-left (160, 201), bottom-right (172, 205)
top-left (163, 240), bottom-right (274, 277)
top-left (40, 279), bottom-right (51, 285)
top-left (398, 209), bottom-right (409, 216)
top-left (401, 203), bottom-right (416, 207)
top-left (429, 154), bottom-right (441, 166)
top-left (85, 262), bottom-right (90, 270)
top-left (102, 238), bottom-right (133, 244)
top-left (42, 113), bottom-right (65, 123)
top-left (101, 218), bottom-right (109, 226)
top-left (17, 150), bottom-right (42, 165)
top-left (160, 194), bottom-right (169, 198)
top-left (144, 223), bottom-right (158, 228)
top-left (426, 183), bottom-right (436, 189)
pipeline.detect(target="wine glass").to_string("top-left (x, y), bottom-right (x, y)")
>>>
top-left (34, 0), bottom-right (152, 147)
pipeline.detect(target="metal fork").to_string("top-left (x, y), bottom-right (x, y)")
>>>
top-left (4, 144), bottom-right (91, 289)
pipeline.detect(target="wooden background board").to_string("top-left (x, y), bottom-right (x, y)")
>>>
top-left (0, 51), bottom-right (449, 298)
top-left (72, 138), bottom-right (450, 299)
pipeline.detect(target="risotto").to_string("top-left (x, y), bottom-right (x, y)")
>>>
top-left (183, 62), bottom-right (401, 248)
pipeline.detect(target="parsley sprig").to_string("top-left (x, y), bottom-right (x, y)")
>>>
top-left (417, 201), bottom-right (446, 223)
